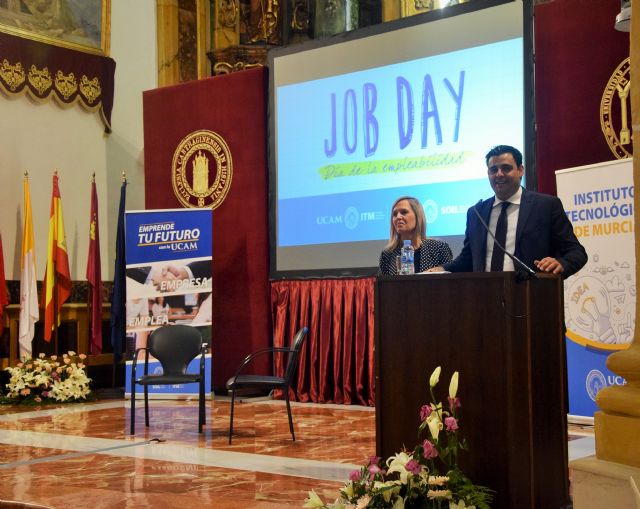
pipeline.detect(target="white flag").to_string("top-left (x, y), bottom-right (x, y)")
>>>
top-left (19, 176), bottom-right (38, 357)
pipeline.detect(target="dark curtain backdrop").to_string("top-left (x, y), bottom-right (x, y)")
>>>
top-left (271, 278), bottom-right (375, 406)
top-left (534, 0), bottom-right (631, 194)
top-left (142, 67), bottom-right (270, 387)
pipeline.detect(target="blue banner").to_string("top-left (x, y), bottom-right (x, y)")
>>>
top-left (279, 178), bottom-right (484, 246)
top-left (125, 209), bottom-right (212, 265)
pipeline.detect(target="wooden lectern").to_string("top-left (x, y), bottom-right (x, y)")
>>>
top-left (375, 272), bottom-right (570, 509)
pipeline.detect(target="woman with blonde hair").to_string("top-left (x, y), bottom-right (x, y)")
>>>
top-left (378, 196), bottom-right (452, 275)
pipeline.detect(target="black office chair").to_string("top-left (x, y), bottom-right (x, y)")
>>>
top-left (226, 326), bottom-right (309, 444)
top-left (130, 324), bottom-right (208, 435)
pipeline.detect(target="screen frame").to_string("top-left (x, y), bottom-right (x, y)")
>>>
top-left (267, 0), bottom-right (535, 280)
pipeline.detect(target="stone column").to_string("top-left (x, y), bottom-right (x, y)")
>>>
top-left (594, 0), bottom-right (640, 469)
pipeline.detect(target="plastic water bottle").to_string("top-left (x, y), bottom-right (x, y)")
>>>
top-left (400, 240), bottom-right (415, 275)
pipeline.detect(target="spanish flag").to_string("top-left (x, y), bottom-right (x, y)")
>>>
top-left (18, 175), bottom-right (38, 356)
top-left (42, 173), bottom-right (71, 342)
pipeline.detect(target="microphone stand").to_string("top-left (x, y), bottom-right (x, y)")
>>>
top-left (472, 201), bottom-right (537, 280)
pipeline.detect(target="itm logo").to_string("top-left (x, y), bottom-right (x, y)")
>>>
top-left (585, 369), bottom-right (607, 402)
top-left (423, 199), bottom-right (439, 224)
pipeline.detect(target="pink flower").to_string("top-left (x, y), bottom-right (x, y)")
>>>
top-left (448, 396), bottom-right (461, 410)
top-left (42, 391), bottom-right (49, 398)
top-left (16, 363), bottom-right (23, 368)
top-left (406, 459), bottom-right (421, 475)
top-left (50, 355), bottom-right (57, 361)
top-left (20, 388), bottom-right (31, 396)
top-left (25, 364), bottom-right (32, 370)
top-left (64, 358), bottom-right (71, 365)
top-left (66, 367), bottom-right (73, 374)
top-left (349, 469), bottom-right (361, 481)
top-left (51, 371), bottom-right (59, 379)
top-left (34, 396), bottom-right (42, 403)
top-left (79, 354), bottom-right (87, 360)
top-left (78, 363), bottom-right (85, 369)
top-left (368, 456), bottom-right (381, 466)
top-left (444, 417), bottom-right (459, 432)
top-left (420, 404), bottom-right (432, 421)
top-left (422, 439), bottom-right (439, 459)
top-left (368, 464), bottom-right (383, 477)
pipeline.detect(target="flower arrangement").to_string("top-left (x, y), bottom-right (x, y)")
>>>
top-left (305, 367), bottom-right (493, 509)
top-left (3, 351), bottom-right (92, 404)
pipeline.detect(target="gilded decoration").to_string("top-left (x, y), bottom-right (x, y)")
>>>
top-left (219, 0), bottom-right (239, 28)
top-left (250, 0), bottom-right (279, 42)
top-left (80, 75), bottom-right (101, 104)
top-left (27, 65), bottom-right (52, 95)
top-left (600, 57), bottom-right (633, 159)
top-left (0, 59), bottom-right (25, 91)
top-left (55, 71), bottom-right (78, 100)
top-left (291, 1), bottom-right (310, 32)
top-left (213, 60), bottom-right (262, 74)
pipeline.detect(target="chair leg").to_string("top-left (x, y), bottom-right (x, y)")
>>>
top-left (144, 385), bottom-right (149, 428)
top-left (228, 389), bottom-right (235, 444)
top-left (198, 378), bottom-right (205, 433)
top-left (285, 388), bottom-right (295, 441)
top-left (130, 383), bottom-right (136, 435)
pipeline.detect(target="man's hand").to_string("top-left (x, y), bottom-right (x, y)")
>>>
top-left (534, 257), bottom-right (564, 274)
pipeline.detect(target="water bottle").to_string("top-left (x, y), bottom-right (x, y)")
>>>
top-left (400, 240), bottom-right (415, 275)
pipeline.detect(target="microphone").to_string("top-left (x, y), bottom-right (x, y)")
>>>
top-left (472, 200), bottom-right (537, 279)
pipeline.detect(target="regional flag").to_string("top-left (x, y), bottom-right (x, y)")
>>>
top-left (41, 172), bottom-right (72, 342)
top-left (110, 178), bottom-right (127, 362)
top-left (0, 234), bottom-right (9, 336)
top-left (18, 175), bottom-right (38, 356)
top-left (86, 177), bottom-right (102, 354)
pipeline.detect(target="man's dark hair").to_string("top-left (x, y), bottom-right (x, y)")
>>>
top-left (485, 145), bottom-right (523, 167)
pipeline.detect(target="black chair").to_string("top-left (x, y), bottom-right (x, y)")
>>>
top-left (130, 325), bottom-right (208, 435)
top-left (226, 326), bottom-right (309, 444)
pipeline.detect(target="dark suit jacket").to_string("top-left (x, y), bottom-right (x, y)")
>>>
top-left (443, 188), bottom-right (587, 278)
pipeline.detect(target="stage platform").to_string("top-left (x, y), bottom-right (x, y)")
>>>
top-left (0, 398), bottom-right (594, 507)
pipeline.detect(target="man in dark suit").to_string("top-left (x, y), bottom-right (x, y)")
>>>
top-left (430, 145), bottom-right (587, 278)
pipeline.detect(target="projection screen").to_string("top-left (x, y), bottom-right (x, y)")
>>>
top-left (268, 0), bottom-right (533, 277)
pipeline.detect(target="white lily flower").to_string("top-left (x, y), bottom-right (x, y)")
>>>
top-left (429, 366), bottom-right (441, 387)
top-left (386, 452), bottom-right (412, 484)
top-left (426, 412), bottom-right (442, 440)
top-left (303, 490), bottom-right (326, 508)
top-left (449, 371), bottom-right (459, 398)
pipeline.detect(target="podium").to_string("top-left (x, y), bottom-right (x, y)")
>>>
top-left (375, 273), bottom-right (570, 509)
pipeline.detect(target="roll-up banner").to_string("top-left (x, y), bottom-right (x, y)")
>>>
top-left (556, 159), bottom-right (633, 421)
top-left (124, 208), bottom-right (212, 398)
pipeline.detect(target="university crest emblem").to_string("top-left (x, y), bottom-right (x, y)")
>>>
top-left (172, 129), bottom-right (233, 208)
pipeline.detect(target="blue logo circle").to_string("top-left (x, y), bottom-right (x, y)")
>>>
top-left (585, 369), bottom-right (607, 401)
top-left (344, 206), bottom-right (359, 230)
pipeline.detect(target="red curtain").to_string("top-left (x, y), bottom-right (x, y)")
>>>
top-left (271, 277), bottom-right (375, 406)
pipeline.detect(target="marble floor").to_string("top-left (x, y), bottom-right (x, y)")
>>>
top-left (0, 397), bottom-right (595, 508)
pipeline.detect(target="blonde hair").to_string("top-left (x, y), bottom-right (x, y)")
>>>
top-left (384, 196), bottom-right (427, 251)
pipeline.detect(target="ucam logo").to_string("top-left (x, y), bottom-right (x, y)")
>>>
top-left (317, 215), bottom-right (343, 225)
top-left (585, 369), bottom-right (607, 402)
top-left (423, 199), bottom-right (439, 224)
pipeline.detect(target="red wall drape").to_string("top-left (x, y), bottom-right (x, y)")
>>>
top-left (534, 0), bottom-right (631, 194)
top-left (271, 277), bottom-right (375, 406)
top-left (142, 68), bottom-right (271, 387)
